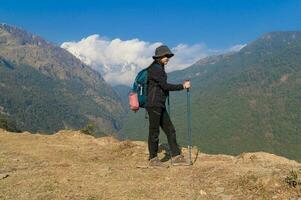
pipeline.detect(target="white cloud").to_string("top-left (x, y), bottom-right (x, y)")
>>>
top-left (61, 35), bottom-right (208, 86)
top-left (227, 44), bottom-right (247, 52)
top-left (62, 35), bottom-right (246, 86)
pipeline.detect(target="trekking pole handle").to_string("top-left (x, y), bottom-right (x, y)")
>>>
top-left (184, 80), bottom-right (190, 91)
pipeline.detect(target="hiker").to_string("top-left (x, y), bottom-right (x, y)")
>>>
top-left (146, 45), bottom-right (191, 167)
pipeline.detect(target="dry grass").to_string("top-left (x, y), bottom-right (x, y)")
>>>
top-left (1, 129), bottom-right (301, 200)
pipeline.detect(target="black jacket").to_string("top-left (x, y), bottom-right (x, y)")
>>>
top-left (146, 60), bottom-right (184, 108)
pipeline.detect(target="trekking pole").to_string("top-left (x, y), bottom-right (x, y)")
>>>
top-left (186, 83), bottom-right (193, 165)
top-left (167, 95), bottom-right (174, 166)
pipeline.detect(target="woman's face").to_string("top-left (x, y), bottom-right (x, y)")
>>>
top-left (160, 56), bottom-right (169, 65)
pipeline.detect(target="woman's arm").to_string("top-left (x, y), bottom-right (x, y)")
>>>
top-left (151, 66), bottom-right (184, 91)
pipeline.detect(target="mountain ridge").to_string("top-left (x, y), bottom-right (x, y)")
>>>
top-left (0, 24), bottom-right (125, 134)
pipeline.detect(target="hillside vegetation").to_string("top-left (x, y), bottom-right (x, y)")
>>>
top-left (0, 24), bottom-right (124, 135)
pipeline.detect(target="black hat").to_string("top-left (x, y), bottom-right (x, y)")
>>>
top-left (152, 45), bottom-right (174, 59)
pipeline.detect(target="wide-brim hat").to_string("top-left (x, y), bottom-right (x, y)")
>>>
top-left (152, 45), bottom-right (174, 59)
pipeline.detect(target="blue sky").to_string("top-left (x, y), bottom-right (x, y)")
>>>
top-left (1, 0), bottom-right (300, 49)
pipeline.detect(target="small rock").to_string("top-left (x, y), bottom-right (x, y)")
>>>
top-left (199, 189), bottom-right (207, 196)
top-left (0, 174), bottom-right (9, 180)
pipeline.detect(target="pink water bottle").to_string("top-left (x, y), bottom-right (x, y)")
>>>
top-left (129, 92), bottom-right (139, 111)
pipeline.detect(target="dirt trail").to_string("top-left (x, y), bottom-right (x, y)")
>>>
top-left (0, 129), bottom-right (301, 200)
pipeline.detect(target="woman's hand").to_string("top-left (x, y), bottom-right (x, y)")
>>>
top-left (183, 80), bottom-right (191, 89)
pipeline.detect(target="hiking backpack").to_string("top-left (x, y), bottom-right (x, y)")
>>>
top-left (129, 67), bottom-right (149, 111)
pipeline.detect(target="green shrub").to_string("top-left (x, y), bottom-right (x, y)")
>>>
top-left (285, 170), bottom-right (301, 188)
top-left (80, 122), bottom-right (96, 137)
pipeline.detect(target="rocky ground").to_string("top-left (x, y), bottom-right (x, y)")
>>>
top-left (0, 129), bottom-right (301, 200)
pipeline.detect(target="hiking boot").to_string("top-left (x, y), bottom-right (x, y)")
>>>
top-left (171, 155), bottom-right (190, 166)
top-left (149, 157), bottom-right (167, 168)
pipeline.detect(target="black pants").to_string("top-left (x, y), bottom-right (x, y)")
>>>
top-left (146, 107), bottom-right (181, 159)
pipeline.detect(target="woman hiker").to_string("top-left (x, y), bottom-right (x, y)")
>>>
top-left (146, 45), bottom-right (191, 167)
